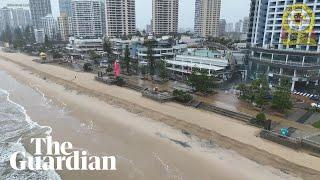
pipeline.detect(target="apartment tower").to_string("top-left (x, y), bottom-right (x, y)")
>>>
top-left (71, 0), bottom-right (103, 38)
top-left (29, 0), bottom-right (52, 28)
top-left (152, 0), bottom-right (179, 35)
top-left (247, 0), bottom-right (320, 91)
top-left (105, 0), bottom-right (136, 37)
top-left (194, 0), bottom-right (221, 37)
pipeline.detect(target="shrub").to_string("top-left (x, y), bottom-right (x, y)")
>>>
top-left (173, 90), bottom-right (193, 103)
top-left (83, 63), bottom-right (93, 72)
top-left (250, 112), bottom-right (267, 127)
top-left (313, 121), bottom-right (320, 129)
top-left (256, 112), bottom-right (267, 122)
top-left (115, 77), bottom-right (125, 86)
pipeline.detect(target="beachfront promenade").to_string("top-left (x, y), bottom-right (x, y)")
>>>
top-left (0, 50), bottom-right (320, 179)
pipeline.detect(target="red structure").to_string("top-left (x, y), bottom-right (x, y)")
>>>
top-left (114, 60), bottom-right (121, 78)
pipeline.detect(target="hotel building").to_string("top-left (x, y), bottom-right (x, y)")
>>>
top-left (59, 0), bottom-right (72, 17)
top-left (248, 0), bottom-right (320, 91)
top-left (105, 0), bottom-right (136, 37)
top-left (41, 14), bottom-right (58, 39)
top-left (194, 0), bottom-right (221, 37)
top-left (58, 13), bottom-right (72, 41)
top-left (29, 0), bottom-right (52, 28)
top-left (152, 0), bottom-right (179, 35)
top-left (0, 7), bottom-right (32, 33)
top-left (71, 0), bottom-right (103, 38)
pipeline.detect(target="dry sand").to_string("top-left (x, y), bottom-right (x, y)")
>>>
top-left (0, 50), bottom-right (320, 180)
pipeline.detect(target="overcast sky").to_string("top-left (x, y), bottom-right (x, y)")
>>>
top-left (1, 0), bottom-right (251, 29)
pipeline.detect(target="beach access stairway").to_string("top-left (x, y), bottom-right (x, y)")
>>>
top-left (196, 102), bottom-right (253, 123)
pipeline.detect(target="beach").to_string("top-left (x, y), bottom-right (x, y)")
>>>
top-left (0, 50), bottom-right (319, 180)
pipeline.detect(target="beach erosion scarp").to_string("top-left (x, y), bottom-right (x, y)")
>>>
top-left (0, 50), bottom-right (319, 180)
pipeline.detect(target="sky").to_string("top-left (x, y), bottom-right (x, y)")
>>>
top-left (0, 0), bottom-right (251, 29)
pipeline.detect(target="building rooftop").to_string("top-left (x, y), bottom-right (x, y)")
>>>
top-left (182, 49), bottom-right (223, 58)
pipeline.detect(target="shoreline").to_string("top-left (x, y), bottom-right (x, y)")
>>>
top-left (0, 63), bottom-right (302, 180)
top-left (0, 51), bottom-right (320, 179)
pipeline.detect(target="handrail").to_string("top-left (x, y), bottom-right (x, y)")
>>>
top-left (251, 57), bottom-right (320, 68)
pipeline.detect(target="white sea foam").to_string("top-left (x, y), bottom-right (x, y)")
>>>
top-left (0, 88), bottom-right (61, 180)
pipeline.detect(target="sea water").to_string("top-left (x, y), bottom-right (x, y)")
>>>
top-left (0, 71), bottom-right (61, 180)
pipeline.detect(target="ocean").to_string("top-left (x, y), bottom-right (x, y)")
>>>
top-left (0, 71), bottom-right (61, 180)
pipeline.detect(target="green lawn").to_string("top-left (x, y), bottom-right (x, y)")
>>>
top-left (313, 121), bottom-right (320, 129)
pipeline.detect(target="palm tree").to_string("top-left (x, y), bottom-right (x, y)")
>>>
top-left (124, 45), bottom-right (130, 73)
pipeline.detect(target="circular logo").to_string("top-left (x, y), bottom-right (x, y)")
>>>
top-left (282, 4), bottom-right (315, 34)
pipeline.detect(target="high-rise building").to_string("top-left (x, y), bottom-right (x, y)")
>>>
top-left (0, 7), bottom-right (32, 32)
top-left (0, 7), bottom-right (13, 32)
top-left (71, 0), bottom-right (103, 38)
top-left (219, 19), bottom-right (226, 36)
top-left (152, 0), bottom-right (179, 35)
top-left (194, 0), bottom-right (221, 37)
top-left (105, 0), bottom-right (136, 37)
top-left (58, 12), bottom-right (72, 41)
top-left (226, 22), bottom-right (233, 33)
top-left (146, 24), bottom-right (152, 34)
top-left (248, 0), bottom-right (320, 91)
top-left (41, 14), bottom-right (58, 39)
top-left (59, 0), bottom-right (72, 17)
top-left (242, 17), bottom-right (249, 34)
top-left (235, 20), bottom-right (242, 33)
top-left (247, 0), bottom-right (268, 46)
top-left (29, 0), bottom-right (52, 28)
top-left (11, 8), bottom-right (32, 29)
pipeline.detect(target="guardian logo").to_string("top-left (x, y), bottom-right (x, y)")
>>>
top-left (10, 137), bottom-right (117, 171)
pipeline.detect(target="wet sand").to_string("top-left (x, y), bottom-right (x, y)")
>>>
top-left (0, 50), bottom-right (319, 179)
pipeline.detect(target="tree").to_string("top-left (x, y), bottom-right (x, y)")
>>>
top-left (0, 24), bottom-right (13, 44)
top-left (254, 76), bottom-right (270, 107)
top-left (103, 38), bottom-right (112, 56)
top-left (187, 68), bottom-right (215, 93)
top-left (83, 63), bottom-right (93, 72)
top-left (256, 112), bottom-right (267, 122)
top-left (44, 35), bottom-right (52, 49)
top-left (13, 28), bottom-right (25, 49)
top-left (145, 40), bottom-right (156, 77)
top-left (272, 79), bottom-right (293, 113)
top-left (140, 65), bottom-right (148, 78)
top-left (157, 60), bottom-right (168, 80)
top-left (237, 77), bottom-right (270, 108)
top-left (23, 25), bottom-right (35, 44)
top-left (124, 45), bottom-right (130, 73)
top-left (89, 50), bottom-right (101, 60)
top-left (237, 83), bottom-right (247, 97)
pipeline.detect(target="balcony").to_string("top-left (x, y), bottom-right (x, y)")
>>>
top-left (250, 47), bottom-right (320, 57)
top-left (250, 57), bottom-right (320, 70)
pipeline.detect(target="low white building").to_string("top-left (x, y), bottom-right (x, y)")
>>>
top-left (166, 49), bottom-right (229, 76)
top-left (138, 46), bottom-right (175, 65)
top-left (67, 37), bottom-right (103, 53)
top-left (110, 37), bottom-right (144, 58)
top-left (178, 36), bottom-right (203, 47)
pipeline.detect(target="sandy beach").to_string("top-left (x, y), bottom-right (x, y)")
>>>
top-left (0, 50), bottom-right (320, 180)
